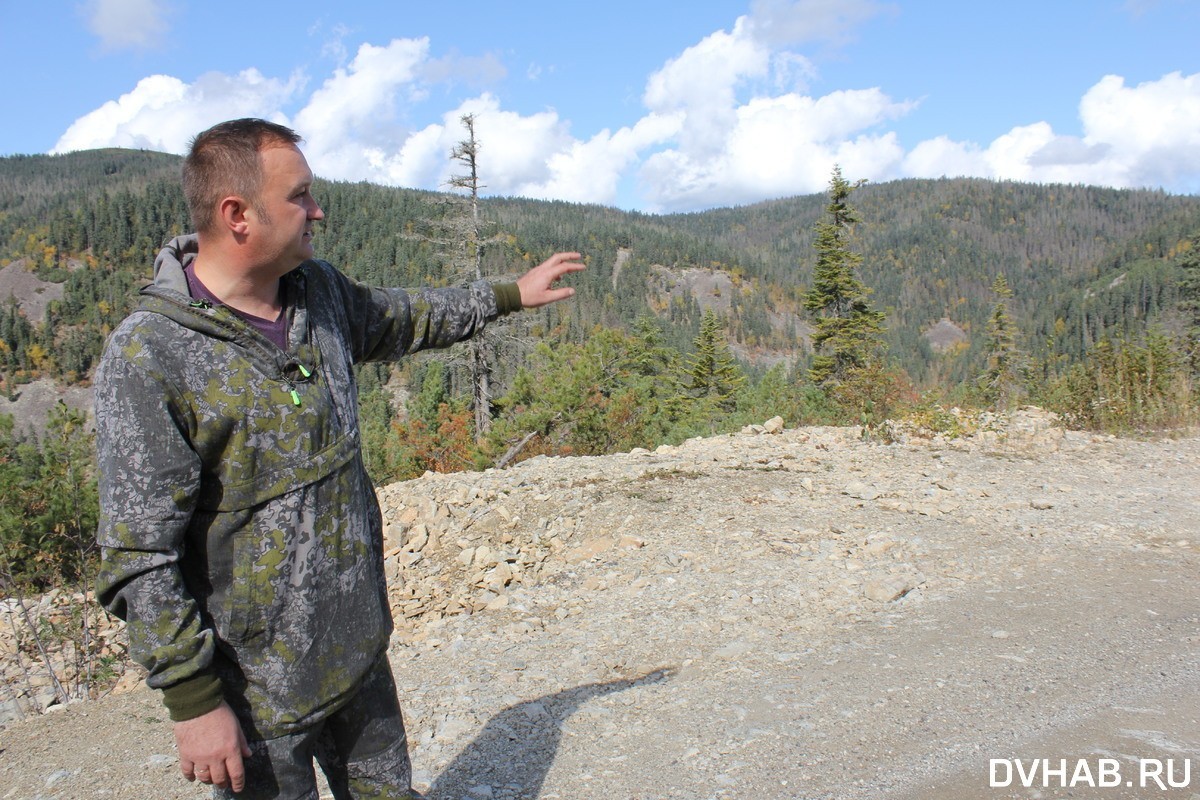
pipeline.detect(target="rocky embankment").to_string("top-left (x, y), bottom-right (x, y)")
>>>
top-left (2, 408), bottom-right (1198, 800)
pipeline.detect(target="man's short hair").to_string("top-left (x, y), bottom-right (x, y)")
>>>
top-left (183, 118), bottom-right (302, 234)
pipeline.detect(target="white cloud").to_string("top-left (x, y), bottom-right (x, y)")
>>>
top-left (632, 0), bottom-right (913, 210)
top-left (361, 95), bottom-right (679, 208)
top-left (903, 71), bottom-right (1200, 193)
top-left (644, 17), bottom-right (769, 158)
top-left (327, 94), bottom-right (567, 193)
top-left (902, 136), bottom-right (986, 180)
top-left (770, 51), bottom-right (819, 94)
top-left (52, 70), bottom-right (301, 154)
top-left (523, 113), bottom-right (683, 205)
top-left (444, 97), bottom-right (575, 193)
top-left (293, 38), bottom-right (431, 180)
top-left (1078, 72), bottom-right (1200, 189)
top-left (83, 0), bottom-right (170, 52)
top-left (641, 89), bottom-right (910, 211)
top-left (382, 124), bottom-right (449, 189)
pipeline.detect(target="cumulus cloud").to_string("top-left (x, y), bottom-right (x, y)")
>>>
top-left (520, 113), bottom-right (683, 204)
top-left (903, 71), bottom-right (1200, 193)
top-left (49, 26), bottom-right (675, 207)
top-left (902, 136), bottom-right (985, 181)
top-left (1078, 72), bottom-right (1200, 189)
top-left (52, 70), bottom-right (302, 154)
top-left (357, 95), bottom-right (679, 208)
top-left (83, 0), bottom-right (170, 52)
top-left (642, 89), bottom-right (909, 210)
top-left (292, 38), bottom-right (432, 180)
top-left (644, 17), bottom-right (770, 157)
top-left (325, 94), bottom-right (560, 193)
top-left (636, 0), bottom-right (908, 210)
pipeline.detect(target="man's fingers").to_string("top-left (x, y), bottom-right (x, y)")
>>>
top-left (181, 755), bottom-right (242, 789)
top-left (545, 255), bottom-right (585, 279)
top-left (227, 727), bottom-right (250, 791)
top-left (536, 252), bottom-right (583, 278)
top-left (547, 265), bottom-right (585, 285)
top-left (227, 755), bottom-right (247, 792)
top-left (207, 761), bottom-right (229, 788)
top-left (172, 701), bottom-right (249, 788)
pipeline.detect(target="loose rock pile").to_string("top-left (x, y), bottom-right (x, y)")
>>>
top-left (377, 406), bottom-right (1072, 648)
top-left (0, 590), bottom-right (136, 724)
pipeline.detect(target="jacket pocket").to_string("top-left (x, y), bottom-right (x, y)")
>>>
top-left (224, 531), bottom-right (268, 644)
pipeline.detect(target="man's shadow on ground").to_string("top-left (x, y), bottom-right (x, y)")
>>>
top-left (427, 667), bottom-right (675, 800)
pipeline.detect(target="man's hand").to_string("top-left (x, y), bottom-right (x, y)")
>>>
top-left (175, 701), bottom-right (252, 792)
top-left (516, 252), bottom-right (585, 308)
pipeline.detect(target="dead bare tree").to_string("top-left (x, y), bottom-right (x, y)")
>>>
top-left (395, 114), bottom-right (528, 450)
top-left (447, 114), bottom-right (499, 440)
top-left (448, 115), bottom-right (492, 438)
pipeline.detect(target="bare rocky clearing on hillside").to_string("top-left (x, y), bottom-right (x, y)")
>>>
top-left (1, 410), bottom-right (1197, 800)
top-left (0, 379), bottom-right (94, 435)
top-left (0, 260), bottom-right (64, 323)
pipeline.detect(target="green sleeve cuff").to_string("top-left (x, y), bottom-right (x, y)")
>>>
top-left (161, 670), bottom-right (224, 722)
top-left (493, 282), bottom-right (523, 315)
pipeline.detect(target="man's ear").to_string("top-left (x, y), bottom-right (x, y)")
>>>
top-left (218, 195), bottom-right (251, 235)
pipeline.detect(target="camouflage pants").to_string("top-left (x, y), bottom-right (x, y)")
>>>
top-left (215, 654), bottom-right (418, 800)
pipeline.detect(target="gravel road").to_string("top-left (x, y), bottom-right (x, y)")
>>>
top-left (2, 417), bottom-right (1197, 800)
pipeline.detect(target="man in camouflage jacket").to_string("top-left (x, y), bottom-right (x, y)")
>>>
top-left (94, 119), bottom-right (583, 799)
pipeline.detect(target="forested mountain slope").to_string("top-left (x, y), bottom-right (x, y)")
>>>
top-left (2, 148), bottom-right (1198, 393)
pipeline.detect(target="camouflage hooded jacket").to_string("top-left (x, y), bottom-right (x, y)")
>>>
top-left (95, 234), bottom-right (521, 737)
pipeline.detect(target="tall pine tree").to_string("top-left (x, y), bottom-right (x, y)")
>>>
top-left (686, 309), bottom-right (744, 410)
top-left (803, 166), bottom-right (885, 386)
top-left (1175, 236), bottom-right (1200, 373)
top-left (978, 274), bottom-right (1027, 408)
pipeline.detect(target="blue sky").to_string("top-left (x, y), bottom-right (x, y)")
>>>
top-left (2, 0), bottom-right (1198, 212)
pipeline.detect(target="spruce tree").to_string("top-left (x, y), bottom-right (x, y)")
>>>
top-left (1175, 236), bottom-right (1200, 372)
top-left (803, 166), bottom-right (885, 386)
top-left (978, 274), bottom-right (1028, 408)
top-left (686, 309), bottom-right (744, 410)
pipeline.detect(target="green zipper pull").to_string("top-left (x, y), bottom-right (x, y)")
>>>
top-left (297, 363), bottom-right (312, 379)
top-left (290, 388), bottom-right (302, 406)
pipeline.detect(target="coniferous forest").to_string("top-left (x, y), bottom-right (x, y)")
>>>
top-left (2, 146), bottom-right (1200, 590)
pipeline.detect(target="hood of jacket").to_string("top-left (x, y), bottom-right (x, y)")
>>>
top-left (152, 233), bottom-right (199, 290)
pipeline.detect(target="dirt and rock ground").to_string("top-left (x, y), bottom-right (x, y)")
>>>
top-left (1, 410), bottom-right (1197, 800)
